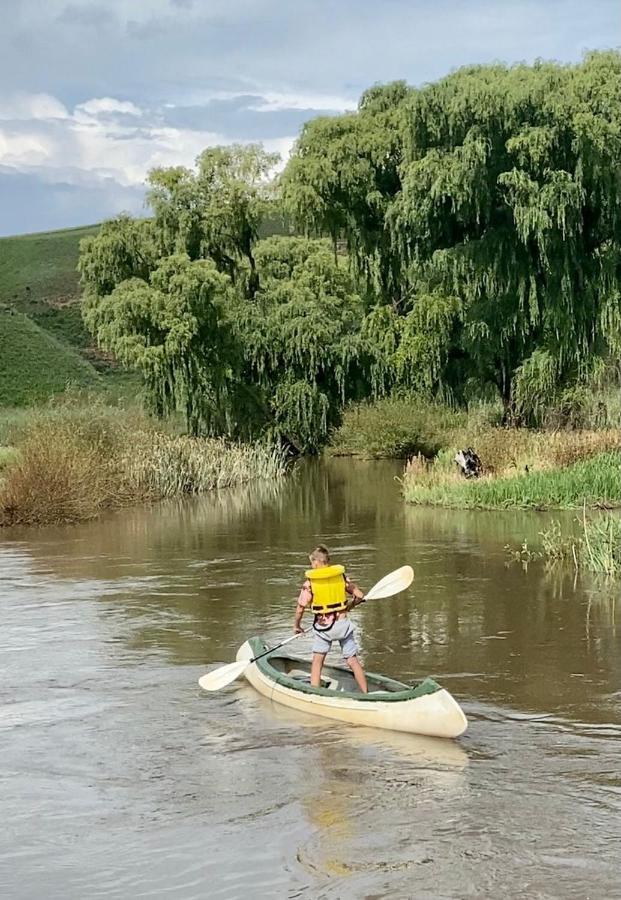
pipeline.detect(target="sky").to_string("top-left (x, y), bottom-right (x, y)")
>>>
top-left (0, 0), bottom-right (619, 236)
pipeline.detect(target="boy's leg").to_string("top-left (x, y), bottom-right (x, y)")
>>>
top-left (346, 655), bottom-right (368, 693)
top-left (310, 652), bottom-right (327, 687)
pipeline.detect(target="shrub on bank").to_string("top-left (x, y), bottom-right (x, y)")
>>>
top-left (328, 398), bottom-right (470, 458)
top-left (0, 407), bottom-right (287, 527)
top-left (0, 421), bottom-right (124, 525)
top-left (330, 397), bottom-right (621, 481)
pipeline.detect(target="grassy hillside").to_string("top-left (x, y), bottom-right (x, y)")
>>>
top-left (0, 224), bottom-right (99, 350)
top-left (0, 224), bottom-right (141, 406)
top-left (0, 309), bottom-right (100, 406)
top-left (0, 224), bottom-right (98, 303)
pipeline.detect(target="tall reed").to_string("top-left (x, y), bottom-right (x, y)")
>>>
top-left (0, 409), bottom-right (288, 527)
top-left (535, 511), bottom-right (621, 577)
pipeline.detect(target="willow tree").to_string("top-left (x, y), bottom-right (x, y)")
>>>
top-left (283, 52), bottom-right (621, 421)
top-left (147, 144), bottom-right (279, 296)
top-left (82, 254), bottom-right (239, 434)
top-left (79, 178), bottom-right (367, 445)
top-left (241, 236), bottom-right (367, 451)
top-left (281, 81), bottom-right (410, 305)
top-left (390, 51), bottom-right (621, 417)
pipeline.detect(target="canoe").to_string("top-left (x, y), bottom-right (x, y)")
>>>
top-left (236, 637), bottom-right (468, 739)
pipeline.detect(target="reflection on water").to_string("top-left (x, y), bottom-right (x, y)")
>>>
top-left (1, 459), bottom-right (620, 898)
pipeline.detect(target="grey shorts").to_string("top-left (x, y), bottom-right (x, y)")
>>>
top-left (312, 616), bottom-right (359, 659)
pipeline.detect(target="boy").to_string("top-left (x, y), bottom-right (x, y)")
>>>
top-left (293, 545), bottom-right (368, 693)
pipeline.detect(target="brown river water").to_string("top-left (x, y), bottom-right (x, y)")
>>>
top-left (1, 459), bottom-right (620, 899)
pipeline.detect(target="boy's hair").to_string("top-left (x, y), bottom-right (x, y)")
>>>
top-left (309, 545), bottom-right (330, 565)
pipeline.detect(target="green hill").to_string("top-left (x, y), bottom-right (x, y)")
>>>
top-left (0, 224), bottom-right (98, 302)
top-left (0, 308), bottom-right (100, 406)
top-left (0, 224), bottom-right (141, 407)
top-left (0, 224), bottom-right (99, 350)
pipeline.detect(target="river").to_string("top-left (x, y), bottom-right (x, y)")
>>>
top-left (1, 459), bottom-right (620, 899)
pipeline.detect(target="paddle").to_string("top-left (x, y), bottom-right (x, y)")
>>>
top-left (197, 564), bottom-right (414, 692)
top-left (361, 565), bottom-right (413, 602)
top-left (198, 630), bottom-right (308, 692)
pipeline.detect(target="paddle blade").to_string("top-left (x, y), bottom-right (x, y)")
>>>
top-left (365, 565), bottom-right (414, 601)
top-left (198, 659), bottom-right (249, 692)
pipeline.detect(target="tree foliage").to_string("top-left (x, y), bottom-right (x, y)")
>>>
top-left (281, 81), bottom-right (409, 304)
top-left (82, 255), bottom-right (238, 434)
top-left (80, 54), bottom-right (621, 446)
top-left (146, 144), bottom-right (278, 296)
top-left (79, 147), bottom-right (367, 449)
top-left (246, 237), bottom-right (366, 450)
top-left (284, 52), bottom-right (621, 421)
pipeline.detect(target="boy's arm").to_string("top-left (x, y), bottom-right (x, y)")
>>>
top-left (294, 582), bottom-right (312, 633)
top-left (345, 578), bottom-right (365, 610)
top-left (293, 603), bottom-right (305, 633)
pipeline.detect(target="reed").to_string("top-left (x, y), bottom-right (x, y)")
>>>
top-left (522, 512), bottom-right (621, 577)
top-left (124, 432), bottom-right (288, 499)
top-left (0, 407), bottom-right (288, 527)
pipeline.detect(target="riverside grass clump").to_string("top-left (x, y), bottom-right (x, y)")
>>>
top-left (0, 405), bottom-right (287, 527)
top-left (403, 451), bottom-right (621, 510)
top-left (510, 513), bottom-right (621, 578)
top-left (571, 514), bottom-right (621, 577)
top-left (123, 432), bottom-right (288, 499)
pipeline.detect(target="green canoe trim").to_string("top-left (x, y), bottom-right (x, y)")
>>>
top-left (248, 637), bottom-right (442, 703)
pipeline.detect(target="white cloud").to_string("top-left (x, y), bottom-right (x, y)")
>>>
top-left (75, 97), bottom-right (143, 117)
top-left (0, 92), bottom-right (69, 121)
top-left (0, 92), bottom-right (295, 196)
top-left (179, 87), bottom-right (356, 114)
top-left (0, 129), bottom-right (55, 166)
top-left (1, 0), bottom-right (618, 234)
top-left (249, 91), bottom-right (356, 113)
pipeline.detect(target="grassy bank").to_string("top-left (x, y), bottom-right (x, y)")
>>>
top-left (403, 451), bottom-right (621, 510)
top-left (0, 404), bottom-right (287, 527)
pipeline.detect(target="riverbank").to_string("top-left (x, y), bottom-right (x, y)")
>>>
top-left (403, 451), bottom-right (621, 510)
top-left (329, 398), bottom-right (621, 510)
top-left (0, 402), bottom-right (287, 527)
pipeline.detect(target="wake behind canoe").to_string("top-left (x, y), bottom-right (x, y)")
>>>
top-left (236, 637), bottom-right (467, 739)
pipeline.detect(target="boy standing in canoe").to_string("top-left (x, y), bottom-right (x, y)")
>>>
top-left (293, 545), bottom-right (368, 693)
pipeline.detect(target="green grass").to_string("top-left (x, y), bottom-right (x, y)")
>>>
top-left (0, 446), bottom-right (19, 473)
top-left (0, 224), bottom-right (99, 307)
top-left (0, 223), bottom-right (143, 405)
top-left (403, 451), bottom-right (621, 510)
top-left (0, 224), bottom-right (99, 353)
top-left (0, 309), bottom-right (101, 406)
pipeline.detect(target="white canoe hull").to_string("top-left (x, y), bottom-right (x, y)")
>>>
top-left (236, 640), bottom-right (467, 739)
